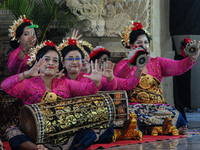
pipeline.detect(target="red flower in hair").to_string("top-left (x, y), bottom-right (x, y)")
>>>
top-left (68, 38), bottom-right (77, 45)
top-left (90, 47), bottom-right (108, 59)
top-left (180, 38), bottom-right (192, 57)
top-left (131, 22), bottom-right (143, 30)
top-left (23, 18), bottom-right (31, 23)
top-left (45, 41), bottom-right (56, 46)
top-left (184, 38), bottom-right (191, 44)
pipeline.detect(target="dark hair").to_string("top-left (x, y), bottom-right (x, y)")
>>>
top-left (90, 51), bottom-right (111, 62)
top-left (10, 22), bottom-right (37, 49)
top-left (123, 29), bottom-right (151, 49)
top-left (82, 45), bottom-right (91, 55)
top-left (29, 46), bottom-right (62, 71)
top-left (61, 45), bottom-right (85, 59)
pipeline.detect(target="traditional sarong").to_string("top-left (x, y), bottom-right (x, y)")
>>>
top-left (128, 74), bottom-right (187, 129)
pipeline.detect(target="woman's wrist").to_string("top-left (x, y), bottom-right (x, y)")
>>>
top-left (134, 69), bottom-right (142, 79)
top-left (107, 75), bottom-right (114, 82)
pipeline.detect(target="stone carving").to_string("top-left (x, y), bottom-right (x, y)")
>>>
top-left (66, 0), bottom-right (151, 37)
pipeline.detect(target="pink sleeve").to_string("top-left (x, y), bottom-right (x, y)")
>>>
top-left (158, 56), bottom-right (195, 77)
top-left (100, 76), bottom-right (118, 91)
top-left (7, 46), bottom-right (24, 75)
top-left (116, 75), bottom-right (140, 91)
top-left (1, 74), bottom-right (26, 98)
top-left (66, 79), bottom-right (101, 97)
top-left (114, 60), bottom-right (133, 78)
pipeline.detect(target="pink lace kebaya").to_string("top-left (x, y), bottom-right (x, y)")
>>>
top-left (7, 46), bottom-right (29, 75)
top-left (1, 74), bottom-right (101, 105)
top-left (114, 56), bottom-right (195, 82)
top-left (63, 72), bottom-right (140, 91)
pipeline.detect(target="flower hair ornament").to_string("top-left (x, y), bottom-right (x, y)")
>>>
top-left (121, 21), bottom-right (152, 47)
top-left (8, 15), bottom-right (33, 41)
top-left (90, 46), bottom-right (110, 60)
top-left (57, 38), bottom-right (87, 58)
top-left (180, 38), bottom-right (198, 57)
top-left (27, 40), bottom-right (62, 67)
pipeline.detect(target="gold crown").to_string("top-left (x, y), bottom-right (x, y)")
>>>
top-left (27, 40), bottom-right (62, 67)
top-left (57, 38), bottom-right (87, 58)
top-left (8, 15), bottom-right (33, 41)
top-left (121, 20), bottom-right (151, 47)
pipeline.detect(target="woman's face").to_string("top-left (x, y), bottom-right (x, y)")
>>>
top-left (81, 52), bottom-right (90, 72)
top-left (132, 34), bottom-right (149, 51)
top-left (18, 26), bottom-right (36, 47)
top-left (63, 50), bottom-right (82, 74)
top-left (98, 54), bottom-right (109, 69)
top-left (40, 50), bottom-right (59, 76)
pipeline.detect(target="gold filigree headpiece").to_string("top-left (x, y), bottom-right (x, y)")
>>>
top-left (121, 21), bottom-right (152, 47)
top-left (27, 40), bottom-right (62, 67)
top-left (57, 38), bottom-right (87, 58)
top-left (8, 15), bottom-right (33, 41)
top-left (79, 40), bottom-right (93, 52)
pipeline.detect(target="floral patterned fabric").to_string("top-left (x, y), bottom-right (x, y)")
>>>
top-left (7, 46), bottom-right (30, 75)
top-left (127, 73), bottom-right (165, 104)
top-left (1, 74), bottom-right (101, 105)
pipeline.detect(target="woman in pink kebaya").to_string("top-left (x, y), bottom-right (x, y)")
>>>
top-left (8, 15), bottom-right (37, 75)
top-left (1, 40), bottom-right (103, 150)
top-left (114, 21), bottom-right (200, 135)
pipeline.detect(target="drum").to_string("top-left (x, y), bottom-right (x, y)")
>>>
top-left (97, 90), bottom-right (129, 127)
top-left (0, 89), bottom-right (24, 141)
top-left (19, 92), bottom-right (115, 145)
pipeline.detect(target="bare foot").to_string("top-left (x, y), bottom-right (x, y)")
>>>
top-left (178, 125), bottom-right (188, 135)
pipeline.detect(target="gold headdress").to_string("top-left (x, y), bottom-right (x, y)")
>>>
top-left (79, 40), bottom-right (93, 52)
top-left (27, 40), bottom-right (62, 67)
top-left (57, 38), bottom-right (87, 58)
top-left (121, 21), bottom-right (152, 47)
top-left (8, 15), bottom-right (33, 41)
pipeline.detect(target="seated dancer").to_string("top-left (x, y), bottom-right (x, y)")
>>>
top-left (58, 36), bottom-right (142, 91)
top-left (1, 40), bottom-right (104, 150)
top-left (114, 21), bottom-right (200, 135)
top-left (8, 15), bottom-right (38, 75)
top-left (58, 38), bottom-right (118, 91)
top-left (89, 45), bottom-right (143, 91)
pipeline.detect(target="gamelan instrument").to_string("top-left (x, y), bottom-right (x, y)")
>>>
top-left (97, 90), bottom-right (129, 127)
top-left (19, 92), bottom-right (115, 144)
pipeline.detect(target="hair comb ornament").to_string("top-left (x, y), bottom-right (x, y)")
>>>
top-left (180, 38), bottom-right (198, 57)
top-left (8, 15), bottom-right (33, 41)
top-left (27, 40), bottom-right (62, 67)
top-left (57, 38), bottom-right (87, 58)
top-left (121, 21), bottom-right (152, 48)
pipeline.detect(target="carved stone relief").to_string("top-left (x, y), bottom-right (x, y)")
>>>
top-left (66, 0), bottom-right (152, 38)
